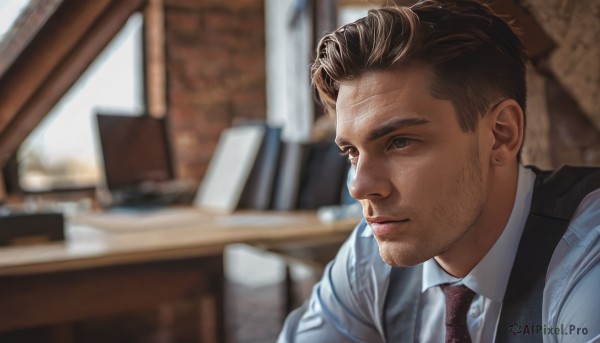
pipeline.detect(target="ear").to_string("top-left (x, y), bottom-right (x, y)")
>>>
top-left (488, 99), bottom-right (524, 167)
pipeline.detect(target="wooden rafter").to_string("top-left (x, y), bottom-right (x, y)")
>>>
top-left (0, 0), bottom-right (147, 168)
top-left (145, 0), bottom-right (167, 119)
top-left (0, 0), bottom-right (65, 80)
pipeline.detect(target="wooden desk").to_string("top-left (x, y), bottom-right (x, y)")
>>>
top-left (0, 208), bottom-right (358, 342)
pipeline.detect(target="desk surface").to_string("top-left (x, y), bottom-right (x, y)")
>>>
top-left (0, 208), bottom-right (359, 276)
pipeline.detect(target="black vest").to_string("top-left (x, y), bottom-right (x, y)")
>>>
top-left (384, 166), bottom-right (600, 342)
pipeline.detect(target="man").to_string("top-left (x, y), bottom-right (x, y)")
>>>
top-left (277, 1), bottom-right (600, 342)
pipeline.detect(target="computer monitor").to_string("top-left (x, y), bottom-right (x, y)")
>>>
top-left (95, 113), bottom-right (174, 192)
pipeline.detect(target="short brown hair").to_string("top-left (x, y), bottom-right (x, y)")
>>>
top-left (311, 0), bottom-right (527, 132)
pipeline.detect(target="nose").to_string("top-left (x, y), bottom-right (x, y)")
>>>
top-left (348, 157), bottom-right (391, 200)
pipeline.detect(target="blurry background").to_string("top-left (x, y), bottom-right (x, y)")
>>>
top-left (0, 0), bottom-right (598, 342)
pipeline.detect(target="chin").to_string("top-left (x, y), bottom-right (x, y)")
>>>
top-left (377, 241), bottom-right (431, 267)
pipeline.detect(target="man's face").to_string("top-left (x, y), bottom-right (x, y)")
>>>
top-left (335, 65), bottom-right (489, 267)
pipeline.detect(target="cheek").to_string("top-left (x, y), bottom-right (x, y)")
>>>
top-left (401, 157), bottom-right (477, 226)
top-left (389, 162), bottom-right (444, 202)
top-left (387, 162), bottom-right (421, 190)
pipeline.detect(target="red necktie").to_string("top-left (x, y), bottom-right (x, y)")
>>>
top-left (440, 284), bottom-right (476, 343)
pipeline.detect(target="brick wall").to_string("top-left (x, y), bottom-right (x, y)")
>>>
top-left (164, 0), bottom-right (266, 182)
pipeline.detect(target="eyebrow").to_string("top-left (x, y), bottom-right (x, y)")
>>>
top-left (336, 117), bottom-right (430, 146)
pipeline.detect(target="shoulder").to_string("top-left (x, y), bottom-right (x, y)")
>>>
top-left (543, 188), bottom-right (600, 337)
top-left (571, 188), bottom-right (600, 234)
top-left (549, 187), bottom-right (600, 272)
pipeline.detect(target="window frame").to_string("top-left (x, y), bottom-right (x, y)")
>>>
top-left (0, 0), bottom-right (159, 197)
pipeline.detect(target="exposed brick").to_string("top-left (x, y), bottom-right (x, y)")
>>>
top-left (170, 88), bottom-right (229, 105)
top-left (167, 44), bottom-right (204, 61)
top-left (185, 57), bottom-right (232, 79)
top-left (175, 162), bottom-right (206, 182)
top-left (166, 0), bottom-right (262, 11)
top-left (203, 10), bottom-right (236, 32)
top-left (232, 103), bottom-right (266, 120)
top-left (203, 35), bottom-right (241, 52)
top-left (232, 89), bottom-right (265, 106)
top-left (165, 0), bottom-right (266, 181)
top-left (167, 62), bottom-right (199, 91)
top-left (195, 104), bottom-right (232, 121)
top-left (232, 54), bottom-right (266, 72)
top-left (165, 10), bottom-right (202, 33)
top-left (193, 117), bottom-right (232, 133)
top-left (176, 140), bottom-right (216, 164)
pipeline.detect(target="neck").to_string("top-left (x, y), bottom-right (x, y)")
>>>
top-left (435, 164), bottom-right (519, 278)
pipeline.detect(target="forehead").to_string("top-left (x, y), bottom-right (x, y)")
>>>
top-left (335, 65), bottom-right (458, 141)
top-left (336, 65), bottom-right (432, 122)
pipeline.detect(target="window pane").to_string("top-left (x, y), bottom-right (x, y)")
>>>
top-left (18, 13), bottom-right (145, 192)
top-left (0, 0), bottom-right (31, 44)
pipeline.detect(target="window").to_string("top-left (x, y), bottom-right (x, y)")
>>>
top-left (17, 13), bottom-right (145, 192)
top-left (0, 0), bottom-right (31, 44)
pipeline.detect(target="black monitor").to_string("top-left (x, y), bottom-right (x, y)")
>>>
top-left (95, 113), bottom-right (174, 192)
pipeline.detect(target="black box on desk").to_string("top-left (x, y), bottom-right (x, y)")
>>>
top-left (0, 212), bottom-right (64, 246)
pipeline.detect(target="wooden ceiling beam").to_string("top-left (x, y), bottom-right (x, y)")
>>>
top-left (0, 0), bottom-right (113, 134)
top-left (0, 0), bottom-right (146, 167)
top-left (0, 0), bottom-right (65, 80)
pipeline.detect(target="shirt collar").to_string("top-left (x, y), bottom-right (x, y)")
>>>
top-left (422, 165), bottom-right (536, 302)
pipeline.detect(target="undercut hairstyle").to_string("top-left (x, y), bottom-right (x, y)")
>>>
top-left (311, 0), bottom-right (527, 132)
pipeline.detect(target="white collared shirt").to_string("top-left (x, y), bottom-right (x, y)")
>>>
top-left (278, 165), bottom-right (600, 342)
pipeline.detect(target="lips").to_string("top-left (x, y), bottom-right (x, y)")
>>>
top-left (367, 217), bottom-right (410, 237)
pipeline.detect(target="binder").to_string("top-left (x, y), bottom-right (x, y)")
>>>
top-left (238, 124), bottom-right (283, 210)
top-left (297, 140), bottom-right (348, 209)
top-left (272, 142), bottom-right (310, 211)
